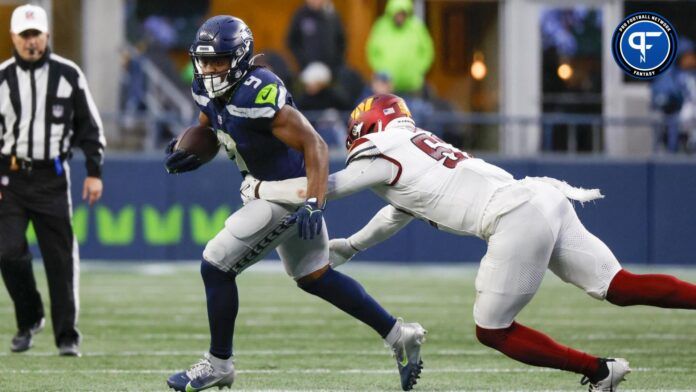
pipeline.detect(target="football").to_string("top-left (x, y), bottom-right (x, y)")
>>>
top-left (174, 125), bottom-right (220, 164)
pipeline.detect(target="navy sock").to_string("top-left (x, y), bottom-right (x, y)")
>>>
top-left (298, 268), bottom-right (396, 337)
top-left (200, 261), bottom-right (238, 360)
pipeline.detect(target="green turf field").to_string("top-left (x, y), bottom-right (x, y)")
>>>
top-left (1, 262), bottom-right (695, 391)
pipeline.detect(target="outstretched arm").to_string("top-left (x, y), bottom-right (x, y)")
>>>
top-left (242, 156), bottom-right (397, 205)
top-left (329, 204), bottom-right (413, 267)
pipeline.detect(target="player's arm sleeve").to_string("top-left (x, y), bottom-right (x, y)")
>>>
top-left (72, 67), bottom-right (106, 178)
top-left (327, 157), bottom-right (394, 199)
top-left (347, 204), bottom-right (414, 251)
top-left (257, 157), bottom-right (394, 204)
top-left (256, 176), bottom-right (307, 205)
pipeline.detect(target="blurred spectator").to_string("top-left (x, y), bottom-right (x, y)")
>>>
top-left (143, 15), bottom-right (177, 48)
top-left (652, 37), bottom-right (696, 152)
top-left (286, 0), bottom-right (346, 74)
top-left (357, 71), bottom-right (395, 104)
top-left (296, 62), bottom-right (351, 111)
top-left (334, 66), bottom-right (365, 109)
top-left (366, 0), bottom-right (434, 95)
top-left (296, 62), bottom-right (351, 146)
top-left (121, 43), bottom-right (148, 117)
top-left (286, 0), bottom-right (364, 108)
top-left (357, 71), bottom-right (438, 137)
top-left (370, 72), bottom-right (395, 95)
top-left (120, 16), bottom-right (190, 149)
top-left (141, 16), bottom-right (185, 89)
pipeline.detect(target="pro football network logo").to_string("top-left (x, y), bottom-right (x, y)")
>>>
top-left (611, 12), bottom-right (677, 79)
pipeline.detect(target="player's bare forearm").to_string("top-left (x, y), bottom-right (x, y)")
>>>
top-left (198, 111), bottom-right (212, 127)
top-left (271, 106), bottom-right (328, 205)
top-left (302, 134), bottom-right (328, 204)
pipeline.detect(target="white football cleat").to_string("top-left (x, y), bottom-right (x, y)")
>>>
top-left (580, 358), bottom-right (631, 391)
top-left (388, 319), bottom-right (427, 391)
top-left (167, 353), bottom-right (235, 392)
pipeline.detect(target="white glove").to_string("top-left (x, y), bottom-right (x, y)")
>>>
top-left (329, 238), bottom-right (359, 268)
top-left (240, 175), bottom-right (261, 205)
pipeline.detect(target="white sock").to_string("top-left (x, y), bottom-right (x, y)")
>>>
top-left (384, 319), bottom-right (403, 346)
top-left (207, 352), bottom-right (234, 373)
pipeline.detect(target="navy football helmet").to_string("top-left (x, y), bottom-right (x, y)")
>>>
top-left (190, 15), bottom-right (254, 98)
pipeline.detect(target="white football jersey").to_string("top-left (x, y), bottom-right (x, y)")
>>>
top-left (347, 126), bottom-right (521, 237)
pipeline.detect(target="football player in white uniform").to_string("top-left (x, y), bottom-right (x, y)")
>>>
top-left (242, 94), bottom-right (696, 391)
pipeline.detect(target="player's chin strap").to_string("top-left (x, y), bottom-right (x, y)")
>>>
top-left (248, 53), bottom-right (263, 67)
top-left (523, 176), bottom-right (604, 204)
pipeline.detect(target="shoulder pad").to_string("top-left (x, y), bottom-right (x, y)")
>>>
top-left (346, 137), bottom-right (381, 165)
top-left (227, 68), bottom-right (289, 119)
top-left (249, 67), bottom-right (283, 85)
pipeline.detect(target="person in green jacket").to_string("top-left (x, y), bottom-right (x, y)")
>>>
top-left (366, 0), bottom-right (434, 94)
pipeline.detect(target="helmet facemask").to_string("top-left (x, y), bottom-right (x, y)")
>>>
top-left (192, 39), bottom-right (252, 98)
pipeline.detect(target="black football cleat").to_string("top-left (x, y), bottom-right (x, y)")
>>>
top-left (10, 317), bottom-right (45, 353)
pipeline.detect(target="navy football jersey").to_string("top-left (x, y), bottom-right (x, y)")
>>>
top-left (191, 67), bottom-right (305, 181)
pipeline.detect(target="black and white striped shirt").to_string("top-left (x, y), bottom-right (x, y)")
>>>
top-left (0, 48), bottom-right (105, 177)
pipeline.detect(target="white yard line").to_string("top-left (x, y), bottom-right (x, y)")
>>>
top-left (0, 349), bottom-right (490, 357)
top-left (80, 318), bottom-right (332, 327)
top-left (575, 333), bottom-right (696, 341)
top-left (1, 367), bottom-right (694, 392)
top-left (2, 347), bottom-right (696, 358)
top-left (1, 366), bottom-right (692, 374)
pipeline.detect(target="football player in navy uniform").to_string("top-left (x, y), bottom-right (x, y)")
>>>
top-left (164, 16), bottom-right (426, 392)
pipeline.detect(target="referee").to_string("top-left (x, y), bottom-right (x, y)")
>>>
top-left (0, 4), bottom-right (105, 356)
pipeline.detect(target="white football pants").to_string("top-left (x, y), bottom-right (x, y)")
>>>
top-left (474, 180), bottom-right (622, 329)
top-left (202, 199), bottom-right (329, 279)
